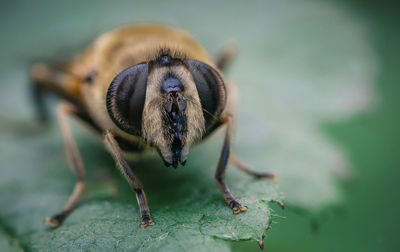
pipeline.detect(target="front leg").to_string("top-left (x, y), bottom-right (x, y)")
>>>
top-left (215, 114), bottom-right (247, 214)
top-left (104, 130), bottom-right (154, 227)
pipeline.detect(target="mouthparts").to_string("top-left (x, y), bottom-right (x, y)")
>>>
top-left (165, 91), bottom-right (187, 168)
top-left (161, 75), bottom-right (188, 168)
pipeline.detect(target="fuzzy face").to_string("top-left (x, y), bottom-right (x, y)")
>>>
top-left (142, 60), bottom-right (205, 167)
top-left (106, 52), bottom-right (226, 168)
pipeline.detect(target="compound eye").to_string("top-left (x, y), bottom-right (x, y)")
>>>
top-left (106, 63), bottom-right (148, 136)
top-left (186, 60), bottom-right (226, 129)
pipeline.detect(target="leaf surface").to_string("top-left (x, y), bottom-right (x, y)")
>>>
top-left (0, 0), bottom-right (377, 250)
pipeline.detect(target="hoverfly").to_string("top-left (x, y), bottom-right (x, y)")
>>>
top-left (31, 24), bottom-right (274, 228)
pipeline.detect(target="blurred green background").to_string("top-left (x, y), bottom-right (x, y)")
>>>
top-left (0, 0), bottom-right (399, 251)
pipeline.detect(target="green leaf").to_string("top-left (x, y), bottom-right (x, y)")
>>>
top-left (0, 226), bottom-right (23, 252)
top-left (0, 125), bottom-right (280, 251)
top-left (0, 0), bottom-right (377, 250)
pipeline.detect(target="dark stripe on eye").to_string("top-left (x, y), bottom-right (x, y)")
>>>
top-left (106, 63), bottom-right (148, 136)
top-left (186, 60), bottom-right (226, 130)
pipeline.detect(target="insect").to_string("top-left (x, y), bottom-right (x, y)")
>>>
top-left (31, 24), bottom-right (275, 228)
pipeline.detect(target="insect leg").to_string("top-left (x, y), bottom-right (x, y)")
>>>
top-left (219, 79), bottom-right (275, 180)
top-left (229, 154), bottom-right (276, 181)
top-left (104, 130), bottom-right (154, 228)
top-left (30, 63), bottom-right (84, 123)
top-left (45, 102), bottom-right (86, 227)
top-left (215, 114), bottom-right (247, 214)
top-left (215, 45), bottom-right (236, 72)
